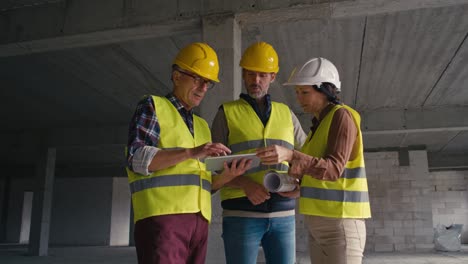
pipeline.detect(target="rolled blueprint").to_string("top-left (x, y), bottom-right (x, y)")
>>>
top-left (263, 171), bottom-right (297, 193)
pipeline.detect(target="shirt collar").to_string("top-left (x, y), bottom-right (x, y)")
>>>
top-left (166, 93), bottom-right (193, 114)
top-left (319, 103), bottom-right (336, 121)
top-left (311, 103), bottom-right (337, 127)
top-left (239, 93), bottom-right (271, 108)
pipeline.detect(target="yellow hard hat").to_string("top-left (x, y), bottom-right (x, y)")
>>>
top-left (239, 42), bottom-right (279, 73)
top-left (173, 42), bottom-right (220, 82)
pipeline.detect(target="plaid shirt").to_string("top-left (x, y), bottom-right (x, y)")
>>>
top-left (126, 93), bottom-right (194, 169)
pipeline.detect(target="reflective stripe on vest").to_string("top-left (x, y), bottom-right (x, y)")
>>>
top-left (299, 104), bottom-right (371, 219)
top-left (301, 187), bottom-right (369, 202)
top-left (342, 167), bottom-right (366, 179)
top-left (220, 99), bottom-right (295, 201)
top-left (127, 95), bottom-right (212, 223)
top-left (129, 174), bottom-right (211, 194)
top-left (230, 139), bottom-right (294, 154)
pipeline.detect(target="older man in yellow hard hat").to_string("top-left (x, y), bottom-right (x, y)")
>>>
top-left (126, 43), bottom-right (251, 264)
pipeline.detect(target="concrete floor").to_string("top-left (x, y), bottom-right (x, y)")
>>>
top-left (1, 245), bottom-right (467, 264)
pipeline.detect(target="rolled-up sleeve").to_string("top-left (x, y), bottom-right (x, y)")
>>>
top-left (126, 96), bottom-right (161, 174)
top-left (131, 146), bottom-right (159, 175)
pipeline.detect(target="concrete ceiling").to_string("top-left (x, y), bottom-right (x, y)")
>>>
top-left (1, 0), bottom-right (468, 171)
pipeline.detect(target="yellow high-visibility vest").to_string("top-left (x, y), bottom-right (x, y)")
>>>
top-left (127, 96), bottom-right (212, 223)
top-left (299, 104), bottom-right (371, 218)
top-left (220, 99), bottom-right (295, 201)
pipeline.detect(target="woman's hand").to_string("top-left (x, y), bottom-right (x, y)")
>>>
top-left (277, 182), bottom-right (301, 198)
top-left (287, 150), bottom-right (314, 180)
top-left (256, 145), bottom-right (293, 165)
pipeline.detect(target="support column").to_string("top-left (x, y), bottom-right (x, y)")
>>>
top-left (201, 14), bottom-right (242, 263)
top-left (28, 147), bottom-right (56, 256)
top-left (109, 177), bottom-right (131, 246)
top-left (0, 175), bottom-right (10, 242)
top-left (19, 192), bottom-right (34, 244)
top-left (200, 14), bottom-right (242, 125)
top-left (129, 206), bottom-right (135, 246)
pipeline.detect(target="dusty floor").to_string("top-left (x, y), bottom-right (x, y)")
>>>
top-left (0, 244), bottom-right (467, 264)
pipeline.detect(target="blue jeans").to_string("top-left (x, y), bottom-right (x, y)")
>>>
top-left (222, 216), bottom-right (296, 264)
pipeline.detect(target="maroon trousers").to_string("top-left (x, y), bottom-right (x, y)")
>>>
top-left (134, 213), bottom-right (209, 264)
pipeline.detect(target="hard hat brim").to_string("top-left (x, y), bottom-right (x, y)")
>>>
top-left (283, 79), bottom-right (341, 89)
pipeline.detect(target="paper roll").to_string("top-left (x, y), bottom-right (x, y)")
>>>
top-left (263, 171), bottom-right (297, 193)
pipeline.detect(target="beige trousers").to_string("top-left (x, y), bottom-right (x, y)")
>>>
top-left (304, 215), bottom-right (366, 264)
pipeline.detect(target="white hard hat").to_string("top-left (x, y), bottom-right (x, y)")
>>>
top-left (283, 57), bottom-right (341, 91)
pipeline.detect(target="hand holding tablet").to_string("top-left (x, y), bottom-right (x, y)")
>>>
top-left (205, 153), bottom-right (261, 171)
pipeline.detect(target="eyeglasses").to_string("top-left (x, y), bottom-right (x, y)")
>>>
top-left (177, 70), bottom-right (215, 90)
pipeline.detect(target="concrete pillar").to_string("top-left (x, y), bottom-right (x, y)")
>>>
top-left (129, 206), bottom-right (135, 246)
top-left (200, 14), bottom-right (242, 125)
top-left (202, 14), bottom-right (242, 264)
top-left (0, 175), bottom-right (9, 242)
top-left (28, 147), bottom-right (56, 256)
top-left (109, 177), bottom-right (131, 246)
top-left (19, 191), bottom-right (34, 244)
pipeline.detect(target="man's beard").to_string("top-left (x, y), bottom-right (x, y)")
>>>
top-left (247, 84), bottom-right (267, 99)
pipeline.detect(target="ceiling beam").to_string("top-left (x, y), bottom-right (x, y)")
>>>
top-left (363, 126), bottom-right (468, 135)
top-left (361, 106), bottom-right (468, 135)
top-left (0, 19), bottom-right (200, 57)
top-left (236, 0), bottom-right (468, 24)
top-left (428, 151), bottom-right (468, 169)
top-left (2, 0), bottom-right (468, 57)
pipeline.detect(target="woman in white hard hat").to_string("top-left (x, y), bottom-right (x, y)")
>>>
top-left (256, 57), bottom-right (371, 264)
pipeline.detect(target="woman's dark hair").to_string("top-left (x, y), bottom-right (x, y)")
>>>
top-left (313, 82), bottom-right (341, 104)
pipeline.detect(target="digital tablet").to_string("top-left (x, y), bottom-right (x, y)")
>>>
top-left (205, 153), bottom-right (261, 171)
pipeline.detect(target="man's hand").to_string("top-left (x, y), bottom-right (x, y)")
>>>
top-left (221, 158), bottom-right (252, 182)
top-left (256, 145), bottom-right (293, 165)
top-left (212, 158), bottom-right (253, 190)
top-left (242, 180), bottom-right (271, 205)
top-left (189, 142), bottom-right (231, 159)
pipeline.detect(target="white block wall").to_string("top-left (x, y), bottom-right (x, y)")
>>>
top-left (365, 150), bottom-right (434, 252)
top-left (430, 170), bottom-right (468, 243)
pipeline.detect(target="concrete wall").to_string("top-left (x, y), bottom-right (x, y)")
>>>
top-left (431, 170), bottom-right (468, 243)
top-left (1, 170), bottom-right (130, 246)
top-left (50, 177), bottom-right (113, 246)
